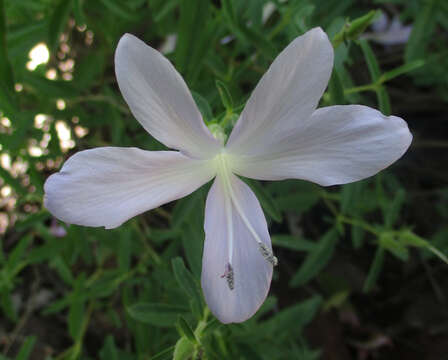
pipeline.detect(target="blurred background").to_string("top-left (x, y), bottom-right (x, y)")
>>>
top-left (1, 0), bottom-right (448, 359)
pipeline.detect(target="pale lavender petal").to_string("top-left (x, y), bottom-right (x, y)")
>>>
top-left (202, 174), bottom-right (273, 323)
top-left (226, 27), bottom-right (334, 156)
top-left (231, 105), bottom-right (412, 186)
top-left (115, 34), bottom-right (221, 158)
top-left (44, 147), bottom-right (215, 229)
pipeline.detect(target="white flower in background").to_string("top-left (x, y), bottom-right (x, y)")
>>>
top-left (44, 28), bottom-right (412, 323)
top-left (365, 13), bottom-right (412, 46)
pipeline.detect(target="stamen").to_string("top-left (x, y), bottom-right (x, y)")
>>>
top-left (215, 152), bottom-right (279, 270)
top-left (221, 263), bottom-right (234, 290)
top-left (258, 243), bottom-right (278, 266)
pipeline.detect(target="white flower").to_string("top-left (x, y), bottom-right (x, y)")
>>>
top-left (44, 28), bottom-right (412, 324)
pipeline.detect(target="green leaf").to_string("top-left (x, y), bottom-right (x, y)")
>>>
top-left (176, 316), bottom-right (198, 344)
top-left (118, 229), bottom-right (131, 272)
top-left (14, 211), bottom-right (51, 232)
top-left (127, 303), bottom-right (188, 327)
top-left (192, 91), bottom-right (213, 122)
top-left (359, 39), bottom-right (391, 114)
top-left (98, 0), bottom-right (139, 21)
top-left (0, 0), bottom-right (14, 92)
top-left (328, 69), bottom-right (345, 105)
top-left (363, 246), bottom-right (385, 293)
top-left (201, 318), bottom-right (222, 335)
top-left (323, 290), bottom-right (350, 311)
top-left (239, 25), bottom-right (277, 60)
top-left (49, 0), bottom-right (73, 51)
top-left (290, 229), bottom-right (338, 287)
top-left (172, 257), bottom-right (203, 313)
top-left (181, 221), bottom-right (203, 277)
top-left (171, 191), bottom-right (201, 229)
top-left (0, 166), bottom-right (27, 197)
top-left (15, 336), bottom-right (36, 360)
top-left (271, 235), bottom-right (317, 252)
top-left (332, 10), bottom-right (379, 48)
top-left (149, 346), bottom-right (175, 360)
top-left (22, 72), bottom-right (79, 98)
top-left (276, 192), bottom-right (319, 213)
top-left (28, 231), bottom-right (67, 264)
top-left (49, 256), bottom-right (74, 285)
top-left (359, 39), bottom-right (380, 81)
top-left (73, 0), bottom-right (87, 26)
top-left (405, 0), bottom-right (437, 63)
top-left (176, 0), bottom-right (212, 83)
top-left (245, 179), bottom-right (282, 222)
top-left (100, 336), bottom-right (119, 360)
top-left (399, 230), bottom-right (428, 248)
top-left (379, 233), bottom-right (409, 261)
top-left (221, 0), bottom-right (237, 28)
top-left (255, 296), bottom-right (322, 338)
top-left (68, 275), bottom-right (86, 341)
top-left (215, 79), bottom-right (234, 112)
top-left (383, 188), bottom-right (406, 228)
top-left (379, 60), bottom-right (425, 84)
top-left (7, 235), bottom-right (32, 271)
top-left (173, 336), bottom-right (195, 360)
top-left (74, 52), bottom-right (106, 89)
top-left (152, 0), bottom-right (178, 22)
top-left (340, 181), bottom-right (365, 215)
top-left (352, 225), bottom-right (365, 249)
top-left (1, 292), bottom-right (17, 322)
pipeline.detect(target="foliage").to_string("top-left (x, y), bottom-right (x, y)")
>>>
top-left (1, 0), bottom-right (447, 359)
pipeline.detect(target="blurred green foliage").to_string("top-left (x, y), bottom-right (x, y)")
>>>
top-left (1, 0), bottom-right (448, 359)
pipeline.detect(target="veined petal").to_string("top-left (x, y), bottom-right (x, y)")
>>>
top-left (231, 105), bottom-right (412, 186)
top-left (202, 174), bottom-right (273, 323)
top-left (226, 27), bottom-right (333, 156)
top-left (115, 34), bottom-right (221, 159)
top-left (44, 147), bottom-right (215, 229)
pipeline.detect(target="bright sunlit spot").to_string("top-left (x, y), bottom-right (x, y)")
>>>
top-left (56, 99), bottom-right (66, 110)
top-left (0, 153), bottom-right (11, 170)
top-left (46, 68), bottom-right (57, 80)
top-left (1, 186), bottom-right (11, 197)
top-left (1, 117), bottom-right (11, 127)
top-left (26, 43), bottom-right (50, 71)
top-left (34, 114), bottom-right (49, 129)
top-left (56, 121), bottom-right (75, 152)
top-left (0, 213), bottom-right (8, 235)
top-left (28, 146), bottom-right (44, 157)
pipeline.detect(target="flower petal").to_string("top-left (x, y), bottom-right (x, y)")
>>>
top-left (231, 105), bottom-right (412, 186)
top-left (226, 27), bottom-right (333, 155)
top-left (202, 174), bottom-right (273, 323)
top-left (115, 34), bottom-right (221, 158)
top-left (44, 147), bottom-right (215, 229)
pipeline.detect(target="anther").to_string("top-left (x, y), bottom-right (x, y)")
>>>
top-left (258, 243), bottom-right (278, 266)
top-left (221, 263), bottom-right (234, 290)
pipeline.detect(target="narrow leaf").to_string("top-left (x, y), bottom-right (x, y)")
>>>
top-left (0, 0), bottom-right (14, 92)
top-left (49, 0), bottom-right (73, 51)
top-left (15, 336), bottom-right (36, 360)
top-left (379, 60), bottom-right (425, 84)
top-left (246, 179), bottom-right (282, 222)
top-left (173, 336), bottom-right (195, 360)
top-left (290, 229), bottom-right (338, 287)
top-left (363, 246), bottom-right (385, 293)
top-left (176, 315), bottom-right (198, 344)
top-left (172, 257), bottom-right (203, 313)
top-left (149, 346), bottom-right (175, 360)
top-left (127, 303), bottom-right (188, 327)
top-left (215, 80), bottom-right (234, 112)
